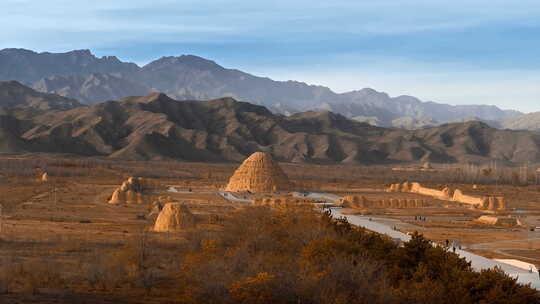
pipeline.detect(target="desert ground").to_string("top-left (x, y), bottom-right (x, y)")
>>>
top-left (0, 155), bottom-right (539, 302)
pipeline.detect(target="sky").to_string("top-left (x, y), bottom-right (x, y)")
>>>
top-left (1, 0), bottom-right (540, 112)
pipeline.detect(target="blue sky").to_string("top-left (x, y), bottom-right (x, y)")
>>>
top-left (2, 0), bottom-right (540, 112)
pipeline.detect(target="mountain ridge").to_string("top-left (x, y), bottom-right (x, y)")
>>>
top-left (0, 48), bottom-right (524, 129)
top-left (1, 81), bottom-right (539, 165)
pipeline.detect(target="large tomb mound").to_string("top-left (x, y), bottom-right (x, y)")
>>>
top-left (225, 152), bottom-right (292, 193)
top-left (154, 203), bottom-right (196, 232)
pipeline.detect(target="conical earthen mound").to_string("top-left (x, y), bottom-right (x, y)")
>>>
top-left (225, 152), bottom-right (291, 193)
top-left (154, 203), bottom-right (196, 232)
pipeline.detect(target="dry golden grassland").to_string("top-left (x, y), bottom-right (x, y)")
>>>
top-left (0, 156), bottom-right (539, 302)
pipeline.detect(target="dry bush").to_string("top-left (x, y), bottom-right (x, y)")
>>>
top-left (83, 249), bottom-right (128, 291)
top-left (173, 207), bottom-right (539, 304)
top-left (22, 261), bottom-right (65, 294)
top-left (2, 205), bottom-right (538, 303)
top-left (0, 260), bottom-right (66, 295)
top-left (0, 259), bottom-right (18, 294)
top-left (81, 232), bottom-right (162, 294)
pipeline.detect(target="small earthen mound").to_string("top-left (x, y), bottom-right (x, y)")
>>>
top-left (225, 152), bottom-right (292, 193)
top-left (342, 195), bottom-right (366, 208)
top-left (387, 183), bottom-right (401, 192)
top-left (475, 216), bottom-right (519, 226)
top-left (148, 196), bottom-right (172, 216)
top-left (154, 203), bottom-right (196, 232)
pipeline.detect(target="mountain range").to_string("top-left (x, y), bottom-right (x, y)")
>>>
top-left (1, 80), bottom-right (539, 165)
top-left (0, 48), bottom-right (528, 130)
top-left (500, 112), bottom-right (540, 131)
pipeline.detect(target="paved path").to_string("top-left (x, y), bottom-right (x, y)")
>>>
top-left (167, 187), bottom-right (252, 203)
top-left (165, 189), bottom-right (540, 289)
top-left (167, 186), bottom-right (216, 194)
top-left (167, 186), bottom-right (193, 194)
top-left (298, 192), bottom-right (342, 202)
top-left (331, 208), bottom-right (540, 290)
top-left (217, 191), bottom-right (252, 203)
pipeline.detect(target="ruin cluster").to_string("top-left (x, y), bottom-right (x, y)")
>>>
top-left (252, 196), bottom-right (315, 208)
top-left (342, 195), bottom-right (426, 209)
top-left (387, 182), bottom-right (506, 211)
top-left (108, 177), bottom-right (150, 205)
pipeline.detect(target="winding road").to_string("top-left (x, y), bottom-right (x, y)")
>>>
top-left (171, 188), bottom-right (540, 290)
top-left (331, 208), bottom-right (540, 290)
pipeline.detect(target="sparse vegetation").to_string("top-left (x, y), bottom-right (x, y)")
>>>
top-left (0, 157), bottom-right (539, 303)
top-left (1, 206), bottom-right (538, 303)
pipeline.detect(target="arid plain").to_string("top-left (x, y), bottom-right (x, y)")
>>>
top-left (1, 154), bottom-right (539, 302)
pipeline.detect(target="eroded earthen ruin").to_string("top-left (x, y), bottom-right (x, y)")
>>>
top-left (342, 195), bottom-right (426, 209)
top-left (148, 196), bottom-right (172, 218)
top-left (252, 196), bottom-right (314, 208)
top-left (154, 203), bottom-right (196, 232)
top-left (108, 177), bottom-right (150, 205)
top-left (475, 215), bottom-right (519, 226)
top-left (387, 182), bottom-right (507, 211)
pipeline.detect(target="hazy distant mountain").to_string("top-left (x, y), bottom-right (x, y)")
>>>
top-left (136, 55), bottom-right (340, 109)
top-left (0, 83), bottom-right (539, 164)
top-left (0, 48), bottom-right (524, 128)
top-left (501, 112), bottom-right (540, 131)
top-left (341, 90), bottom-right (522, 124)
top-left (32, 73), bottom-right (151, 105)
top-left (390, 116), bottom-right (438, 129)
top-left (0, 49), bottom-right (139, 84)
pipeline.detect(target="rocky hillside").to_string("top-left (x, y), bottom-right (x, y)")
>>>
top-left (32, 73), bottom-right (150, 105)
top-left (1, 83), bottom-right (539, 164)
top-left (502, 112), bottom-right (540, 131)
top-left (0, 81), bottom-right (81, 114)
top-left (0, 48), bottom-right (523, 128)
top-left (0, 81), bottom-right (82, 153)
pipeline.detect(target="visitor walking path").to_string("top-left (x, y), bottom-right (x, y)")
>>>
top-left (294, 192), bottom-right (342, 202)
top-left (217, 191), bottom-right (252, 203)
top-left (167, 187), bottom-right (252, 203)
top-left (331, 208), bottom-right (540, 290)
top-left (179, 189), bottom-right (540, 289)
